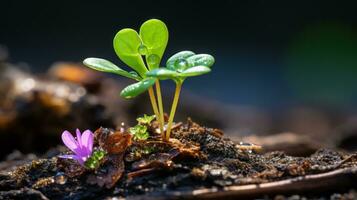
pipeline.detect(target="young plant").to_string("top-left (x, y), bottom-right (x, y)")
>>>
top-left (147, 51), bottom-right (214, 140)
top-left (129, 125), bottom-right (149, 141)
top-left (83, 19), bottom-right (215, 142)
top-left (129, 114), bottom-right (155, 141)
top-left (136, 114), bottom-right (156, 125)
top-left (83, 19), bottom-right (168, 135)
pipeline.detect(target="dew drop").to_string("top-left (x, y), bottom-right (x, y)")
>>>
top-left (138, 44), bottom-right (148, 55)
top-left (175, 58), bottom-right (189, 72)
top-left (120, 122), bottom-right (125, 133)
top-left (54, 172), bottom-right (67, 185)
top-left (147, 54), bottom-right (160, 66)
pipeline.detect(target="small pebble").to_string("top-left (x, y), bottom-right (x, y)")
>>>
top-left (54, 172), bottom-right (67, 185)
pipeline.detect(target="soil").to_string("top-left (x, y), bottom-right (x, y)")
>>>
top-left (0, 119), bottom-right (356, 200)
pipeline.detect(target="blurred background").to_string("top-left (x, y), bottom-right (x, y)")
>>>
top-left (0, 0), bottom-right (357, 159)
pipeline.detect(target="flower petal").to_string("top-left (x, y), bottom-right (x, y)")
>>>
top-left (61, 131), bottom-right (80, 153)
top-left (81, 130), bottom-right (94, 154)
top-left (76, 129), bottom-right (82, 148)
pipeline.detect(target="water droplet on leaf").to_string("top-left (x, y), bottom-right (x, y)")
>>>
top-left (147, 54), bottom-right (160, 66)
top-left (54, 172), bottom-right (67, 185)
top-left (175, 58), bottom-right (189, 72)
top-left (138, 44), bottom-right (148, 55)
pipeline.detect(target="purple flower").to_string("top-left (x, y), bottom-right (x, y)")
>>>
top-left (59, 129), bottom-right (94, 165)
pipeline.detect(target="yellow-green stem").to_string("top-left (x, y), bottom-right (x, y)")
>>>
top-left (166, 83), bottom-right (182, 141)
top-left (155, 81), bottom-right (165, 139)
top-left (148, 87), bottom-right (160, 124)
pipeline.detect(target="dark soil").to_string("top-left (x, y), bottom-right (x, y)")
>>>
top-left (0, 120), bottom-right (356, 200)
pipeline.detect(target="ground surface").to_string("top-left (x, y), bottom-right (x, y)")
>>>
top-left (0, 120), bottom-right (356, 200)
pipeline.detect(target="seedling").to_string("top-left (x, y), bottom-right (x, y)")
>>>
top-left (83, 19), bottom-right (168, 135)
top-left (136, 114), bottom-right (155, 125)
top-left (82, 19), bottom-right (215, 141)
top-left (147, 51), bottom-right (214, 140)
top-left (129, 114), bottom-right (155, 140)
top-left (129, 124), bottom-right (149, 141)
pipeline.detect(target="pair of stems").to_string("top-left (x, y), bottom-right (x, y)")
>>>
top-left (147, 81), bottom-right (182, 141)
top-left (148, 81), bottom-right (165, 139)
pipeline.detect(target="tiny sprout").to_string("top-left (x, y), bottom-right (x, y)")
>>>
top-left (82, 19), bottom-right (215, 142)
top-left (136, 114), bottom-right (155, 125)
top-left (129, 125), bottom-right (149, 141)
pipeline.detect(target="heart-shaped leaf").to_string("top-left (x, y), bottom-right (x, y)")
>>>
top-left (120, 78), bottom-right (156, 99)
top-left (179, 66), bottom-right (211, 77)
top-left (83, 57), bottom-right (140, 81)
top-left (146, 68), bottom-right (179, 80)
top-left (166, 51), bottom-right (195, 71)
top-left (113, 28), bottom-right (147, 77)
top-left (186, 54), bottom-right (215, 68)
top-left (140, 19), bottom-right (169, 70)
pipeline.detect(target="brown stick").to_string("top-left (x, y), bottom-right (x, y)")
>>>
top-left (136, 167), bottom-right (357, 199)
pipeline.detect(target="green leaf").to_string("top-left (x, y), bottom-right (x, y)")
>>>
top-left (113, 28), bottom-right (147, 77)
top-left (137, 114), bottom-right (155, 124)
top-left (179, 66), bottom-right (211, 77)
top-left (120, 78), bottom-right (156, 99)
top-left (186, 54), bottom-right (215, 68)
top-left (166, 51), bottom-right (195, 71)
top-left (140, 19), bottom-right (169, 70)
top-left (146, 68), bottom-right (179, 80)
top-left (83, 57), bottom-right (140, 81)
top-left (129, 124), bottom-right (149, 140)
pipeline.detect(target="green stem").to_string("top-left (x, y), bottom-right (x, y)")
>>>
top-left (155, 80), bottom-right (165, 139)
top-left (148, 87), bottom-right (160, 124)
top-left (166, 83), bottom-right (182, 141)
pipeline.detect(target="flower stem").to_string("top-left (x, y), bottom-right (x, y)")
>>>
top-left (148, 87), bottom-right (160, 124)
top-left (166, 83), bottom-right (182, 141)
top-left (155, 80), bottom-right (165, 139)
